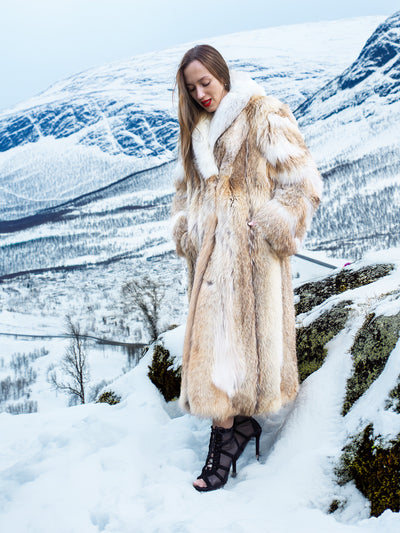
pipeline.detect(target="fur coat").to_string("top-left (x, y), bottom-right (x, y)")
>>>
top-left (171, 72), bottom-right (322, 421)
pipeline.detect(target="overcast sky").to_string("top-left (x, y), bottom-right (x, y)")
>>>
top-left (0, 0), bottom-right (398, 111)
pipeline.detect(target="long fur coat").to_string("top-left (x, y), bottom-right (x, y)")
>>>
top-left (171, 72), bottom-right (322, 421)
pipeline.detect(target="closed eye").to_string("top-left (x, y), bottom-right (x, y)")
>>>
top-left (186, 81), bottom-right (211, 92)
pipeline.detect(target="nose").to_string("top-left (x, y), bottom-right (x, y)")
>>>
top-left (196, 86), bottom-right (205, 100)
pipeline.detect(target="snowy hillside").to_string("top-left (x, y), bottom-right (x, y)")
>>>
top-left (0, 16), bottom-right (383, 220)
top-left (0, 15), bottom-right (394, 285)
top-left (0, 251), bottom-right (400, 532)
top-left (298, 11), bottom-right (400, 259)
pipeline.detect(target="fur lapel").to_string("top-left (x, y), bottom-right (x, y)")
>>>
top-left (192, 72), bottom-right (265, 180)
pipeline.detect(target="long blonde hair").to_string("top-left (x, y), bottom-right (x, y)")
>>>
top-left (175, 45), bottom-right (230, 178)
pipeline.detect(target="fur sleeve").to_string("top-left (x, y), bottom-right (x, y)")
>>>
top-left (253, 97), bottom-right (322, 257)
top-left (170, 159), bottom-right (190, 258)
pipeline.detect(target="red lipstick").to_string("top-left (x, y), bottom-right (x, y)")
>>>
top-left (202, 99), bottom-right (212, 107)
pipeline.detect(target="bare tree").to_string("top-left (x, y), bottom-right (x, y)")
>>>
top-left (122, 274), bottom-right (166, 342)
top-left (49, 316), bottom-right (90, 404)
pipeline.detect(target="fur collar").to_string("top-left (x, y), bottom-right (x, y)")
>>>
top-left (192, 71), bottom-right (265, 180)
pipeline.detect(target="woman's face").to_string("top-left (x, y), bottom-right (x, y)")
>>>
top-left (183, 60), bottom-right (227, 113)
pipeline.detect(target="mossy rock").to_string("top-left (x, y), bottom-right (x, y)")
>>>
top-left (295, 264), bottom-right (394, 316)
top-left (342, 310), bottom-right (400, 415)
top-left (296, 301), bottom-right (352, 382)
top-left (148, 344), bottom-right (181, 402)
top-left (336, 424), bottom-right (400, 517)
top-left (386, 376), bottom-right (400, 413)
top-left (96, 391), bottom-right (121, 405)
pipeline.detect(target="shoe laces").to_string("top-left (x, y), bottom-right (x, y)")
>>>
top-left (204, 427), bottom-right (225, 472)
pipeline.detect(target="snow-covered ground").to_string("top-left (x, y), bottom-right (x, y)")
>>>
top-left (1, 250), bottom-right (400, 532)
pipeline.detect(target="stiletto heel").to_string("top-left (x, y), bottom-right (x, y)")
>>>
top-left (255, 433), bottom-right (260, 460)
top-left (232, 415), bottom-right (262, 465)
top-left (232, 458), bottom-right (237, 478)
top-left (194, 417), bottom-right (262, 491)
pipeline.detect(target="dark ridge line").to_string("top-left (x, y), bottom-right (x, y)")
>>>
top-left (0, 247), bottom-right (175, 282)
top-left (0, 158), bottom-right (176, 234)
top-left (42, 158), bottom-right (174, 210)
top-left (0, 330), bottom-right (147, 349)
top-left (0, 251), bottom-right (143, 282)
top-left (0, 193), bottom-right (174, 235)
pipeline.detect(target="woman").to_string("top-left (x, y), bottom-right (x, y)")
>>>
top-left (171, 45), bottom-right (322, 492)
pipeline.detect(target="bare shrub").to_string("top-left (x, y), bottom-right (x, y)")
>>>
top-left (49, 316), bottom-right (90, 404)
top-left (122, 274), bottom-right (166, 342)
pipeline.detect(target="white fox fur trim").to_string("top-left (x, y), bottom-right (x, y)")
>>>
top-left (192, 71), bottom-right (265, 180)
top-left (173, 158), bottom-right (185, 183)
top-left (209, 72), bottom-right (265, 149)
top-left (192, 116), bottom-right (218, 180)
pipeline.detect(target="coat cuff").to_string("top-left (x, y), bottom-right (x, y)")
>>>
top-left (171, 211), bottom-right (189, 257)
top-left (253, 199), bottom-right (298, 257)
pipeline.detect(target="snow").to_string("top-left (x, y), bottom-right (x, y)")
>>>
top-left (1, 252), bottom-right (400, 532)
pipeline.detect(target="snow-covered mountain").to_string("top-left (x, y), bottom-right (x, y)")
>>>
top-left (298, 11), bottom-right (400, 258)
top-left (0, 15), bottom-right (393, 284)
top-left (0, 16), bottom-right (383, 221)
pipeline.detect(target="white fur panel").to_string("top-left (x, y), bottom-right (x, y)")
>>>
top-left (294, 237), bottom-right (302, 251)
top-left (304, 196), bottom-right (315, 230)
top-left (170, 210), bottom-right (186, 231)
top-left (267, 112), bottom-right (297, 132)
top-left (257, 112), bottom-right (304, 166)
top-left (173, 158), bottom-right (185, 182)
top-left (192, 116), bottom-right (219, 180)
top-left (306, 160), bottom-right (323, 198)
top-left (211, 295), bottom-right (246, 398)
top-left (266, 135), bottom-right (305, 167)
top-left (211, 215), bottom-right (246, 397)
top-left (272, 160), bottom-right (321, 188)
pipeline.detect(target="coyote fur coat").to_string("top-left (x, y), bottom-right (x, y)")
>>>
top-left (171, 72), bottom-right (322, 421)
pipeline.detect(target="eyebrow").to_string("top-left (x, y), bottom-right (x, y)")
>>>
top-left (185, 76), bottom-right (211, 86)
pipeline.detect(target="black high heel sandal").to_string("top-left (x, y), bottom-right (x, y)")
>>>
top-left (194, 418), bottom-right (262, 492)
top-left (231, 416), bottom-right (262, 477)
top-left (194, 425), bottom-right (238, 492)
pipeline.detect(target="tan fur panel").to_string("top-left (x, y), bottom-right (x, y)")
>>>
top-left (280, 258), bottom-right (299, 403)
top-left (179, 212), bottom-right (217, 414)
top-left (250, 231), bottom-right (284, 414)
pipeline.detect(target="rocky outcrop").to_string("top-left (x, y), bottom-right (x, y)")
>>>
top-left (296, 259), bottom-right (400, 518)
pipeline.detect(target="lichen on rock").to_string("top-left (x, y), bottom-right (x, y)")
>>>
top-left (96, 391), bottom-right (121, 405)
top-left (336, 424), bottom-right (400, 517)
top-left (342, 310), bottom-right (400, 415)
top-left (296, 300), bottom-right (352, 382)
top-left (295, 263), bottom-right (394, 316)
top-left (386, 376), bottom-right (400, 413)
top-left (148, 344), bottom-right (181, 402)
